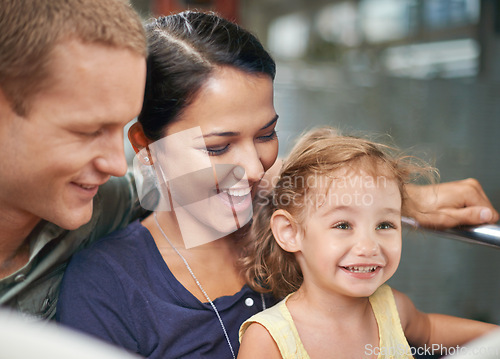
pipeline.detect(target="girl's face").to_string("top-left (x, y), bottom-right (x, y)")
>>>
top-left (295, 170), bottom-right (402, 299)
top-left (151, 66), bottom-right (278, 245)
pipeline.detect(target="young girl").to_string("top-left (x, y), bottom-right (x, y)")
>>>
top-left (238, 127), bottom-right (498, 359)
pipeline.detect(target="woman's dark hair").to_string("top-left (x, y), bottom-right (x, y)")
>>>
top-left (138, 11), bottom-right (276, 141)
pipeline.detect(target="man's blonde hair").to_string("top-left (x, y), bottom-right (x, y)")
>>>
top-left (0, 0), bottom-right (147, 115)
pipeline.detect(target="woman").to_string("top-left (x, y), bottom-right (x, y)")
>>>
top-left (56, 11), bottom-right (498, 359)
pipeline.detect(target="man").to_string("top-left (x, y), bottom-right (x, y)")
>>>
top-left (0, 0), bottom-right (147, 319)
top-left (0, 0), bottom-right (498, 321)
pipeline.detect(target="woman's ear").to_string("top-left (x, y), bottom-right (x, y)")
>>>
top-left (128, 122), bottom-right (153, 165)
top-left (271, 209), bottom-right (302, 253)
top-left (128, 122), bottom-right (150, 154)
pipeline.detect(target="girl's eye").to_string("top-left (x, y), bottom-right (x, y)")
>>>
top-left (376, 222), bottom-right (396, 230)
top-left (332, 221), bottom-right (351, 230)
top-left (257, 129), bottom-right (277, 142)
top-left (203, 144), bottom-right (230, 156)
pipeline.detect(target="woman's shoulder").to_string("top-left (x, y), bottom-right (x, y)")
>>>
top-left (62, 218), bottom-right (168, 297)
top-left (69, 219), bottom-right (154, 270)
top-left (86, 219), bottom-right (148, 250)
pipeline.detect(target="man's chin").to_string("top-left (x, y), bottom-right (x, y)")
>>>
top-left (54, 203), bottom-right (94, 230)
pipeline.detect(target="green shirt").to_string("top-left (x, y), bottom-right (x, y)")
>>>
top-left (0, 173), bottom-right (145, 320)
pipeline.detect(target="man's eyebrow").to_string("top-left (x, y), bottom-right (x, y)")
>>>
top-left (197, 115), bottom-right (279, 139)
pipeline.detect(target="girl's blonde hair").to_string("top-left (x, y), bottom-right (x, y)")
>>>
top-left (239, 126), bottom-right (437, 298)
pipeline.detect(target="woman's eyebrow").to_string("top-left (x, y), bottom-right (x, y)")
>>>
top-left (261, 115), bottom-right (279, 129)
top-left (197, 115), bottom-right (279, 139)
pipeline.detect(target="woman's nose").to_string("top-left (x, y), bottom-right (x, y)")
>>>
top-left (239, 145), bottom-right (265, 184)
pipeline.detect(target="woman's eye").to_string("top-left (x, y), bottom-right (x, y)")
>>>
top-left (203, 144), bottom-right (230, 156)
top-left (376, 222), bottom-right (396, 230)
top-left (257, 129), bottom-right (277, 142)
top-left (332, 222), bottom-right (351, 230)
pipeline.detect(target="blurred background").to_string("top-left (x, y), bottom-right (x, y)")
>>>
top-left (129, 0), bottom-right (500, 324)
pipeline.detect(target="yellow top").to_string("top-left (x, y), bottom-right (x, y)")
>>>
top-left (239, 284), bottom-right (414, 358)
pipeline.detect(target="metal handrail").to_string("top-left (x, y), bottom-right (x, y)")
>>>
top-left (402, 217), bottom-right (500, 249)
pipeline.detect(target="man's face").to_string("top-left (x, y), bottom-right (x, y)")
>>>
top-left (0, 40), bottom-right (146, 230)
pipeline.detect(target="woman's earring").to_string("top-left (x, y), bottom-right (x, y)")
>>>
top-left (144, 156), bottom-right (150, 163)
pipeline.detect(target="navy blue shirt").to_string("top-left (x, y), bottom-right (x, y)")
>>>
top-left (57, 220), bottom-right (275, 358)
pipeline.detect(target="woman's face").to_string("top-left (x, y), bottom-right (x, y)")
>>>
top-left (151, 66), bottom-right (278, 246)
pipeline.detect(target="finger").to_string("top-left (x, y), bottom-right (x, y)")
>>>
top-left (458, 179), bottom-right (499, 222)
top-left (450, 206), bottom-right (498, 226)
top-left (460, 178), bottom-right (493, 208)
top-left (487, 207), bottom-right (500, 223)
top-left (418, 206), bottom-right (497, 230)
top-left (493, 210), bottom-right (499, 223)
top-left (409, 211), bottom-right (459, 230)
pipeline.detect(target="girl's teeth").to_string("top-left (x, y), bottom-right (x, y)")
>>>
top-left (345, 266), bottom-right (377, 273)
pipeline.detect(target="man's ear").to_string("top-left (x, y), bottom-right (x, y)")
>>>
top-left (128, 122), bottom-right (151, 154)
top-left (271, 209), bottom-right (302, 253)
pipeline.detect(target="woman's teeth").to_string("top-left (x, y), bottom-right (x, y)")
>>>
top-left (223, 187), bottom-right (251, 197)
top-left (344, 266), bottom-right (378, 273)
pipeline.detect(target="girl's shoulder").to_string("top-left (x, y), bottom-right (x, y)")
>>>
top-left (240, 294), bottom-right (290, 335)
top-left (239, 294), bottom-right (311, 359)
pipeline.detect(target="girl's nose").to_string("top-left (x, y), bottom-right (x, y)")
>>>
top-left (353, 235), bottom-right (380, 257)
